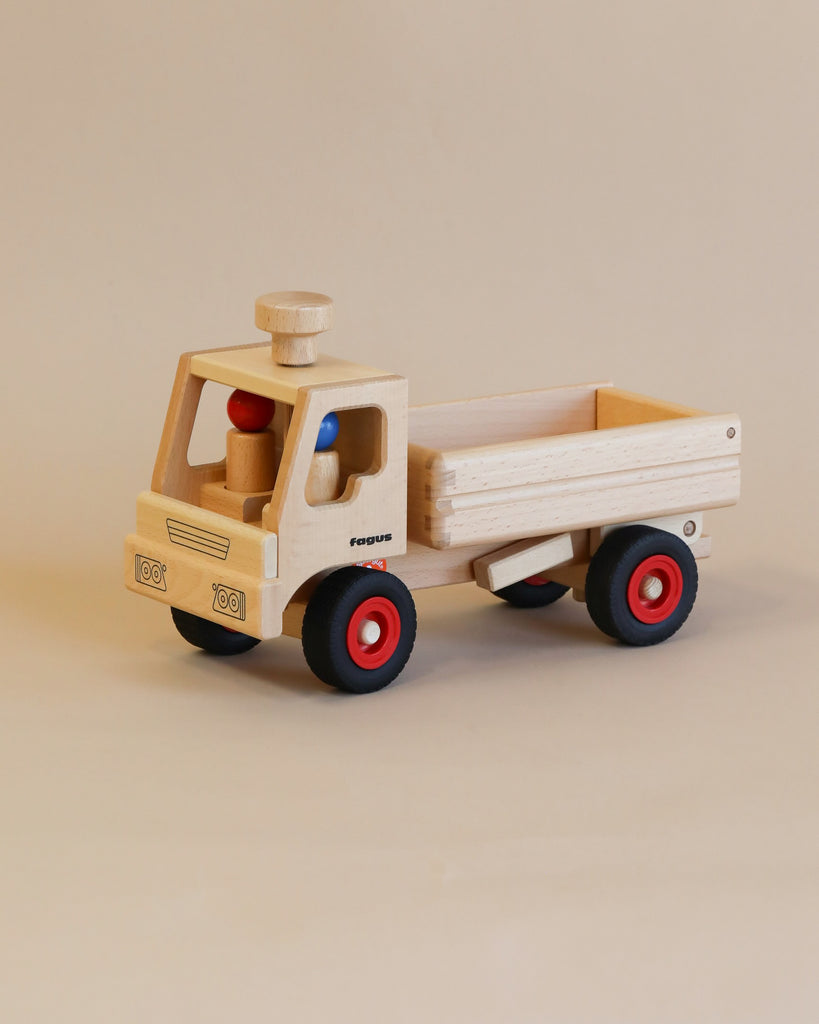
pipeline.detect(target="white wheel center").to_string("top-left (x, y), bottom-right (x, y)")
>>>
top-left (358, 618), bottom-right (381, 646)
top-left (639, 574), bottom-right (664, 602)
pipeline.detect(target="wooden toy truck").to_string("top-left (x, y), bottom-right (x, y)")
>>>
top-left (125, 292), bottom-right (741, 693)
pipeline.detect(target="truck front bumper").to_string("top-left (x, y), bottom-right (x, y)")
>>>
top-left (124, 533), bottom-right (284, 640)
top-left (124, 491), bottom-right (285, 639)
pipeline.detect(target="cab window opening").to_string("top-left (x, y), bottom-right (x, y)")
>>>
top-left (306, 405), bottom-right (386, 506)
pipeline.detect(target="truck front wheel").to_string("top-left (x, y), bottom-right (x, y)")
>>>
top-left (585, 526), bottom-right (698, 646)
top-left (302, 568), bottom-right (417, 693)
top-left (170, 607), bottom-right (261, 656)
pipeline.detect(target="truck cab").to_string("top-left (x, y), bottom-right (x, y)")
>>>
top-left (125, 293), bottom-right (408, 647)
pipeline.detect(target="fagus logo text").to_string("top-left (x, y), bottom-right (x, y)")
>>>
top-left (350, 533), bottom-right (392, 547)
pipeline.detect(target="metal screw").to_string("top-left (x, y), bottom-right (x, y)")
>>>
top-left (684, 520), bottom-right (696, 537)
top-left (727, 427), bottom-right (736, 439)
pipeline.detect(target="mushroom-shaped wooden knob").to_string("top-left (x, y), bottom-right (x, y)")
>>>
top-left (255, 291), bottom-right (334, 366)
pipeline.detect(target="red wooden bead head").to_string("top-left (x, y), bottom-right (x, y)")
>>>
top-left (227, 390), bottom-right (275, 432)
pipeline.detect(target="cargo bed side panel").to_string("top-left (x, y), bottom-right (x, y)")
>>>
top-left (419, 414), bottom-right (741, 549)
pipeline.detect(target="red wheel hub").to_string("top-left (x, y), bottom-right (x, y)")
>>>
top-left (524, 574), bottom-right (551, 586)
top-left (626, 555), bottom-right (684, 624)
top-left (346, 597), bottom-right (401, 669)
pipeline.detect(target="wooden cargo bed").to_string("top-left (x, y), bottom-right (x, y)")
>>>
top-left (407, 384), bottom-right (741, 550)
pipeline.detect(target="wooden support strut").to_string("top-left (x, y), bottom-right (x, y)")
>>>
top-left (473, 533), bottom-right (576, 593)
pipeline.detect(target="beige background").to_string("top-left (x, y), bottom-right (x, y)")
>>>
top-left (2, 1), bottom-right (818, 1021)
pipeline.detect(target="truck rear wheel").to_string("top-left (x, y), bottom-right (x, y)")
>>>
top-left (494, 575), bottom-right (570, 608)
top-left (170, 607), bottom-right (261, 656)
top-left (585, 526), bottom-right (698, 646)
top-left (302, 567), bottom-right (417, 694)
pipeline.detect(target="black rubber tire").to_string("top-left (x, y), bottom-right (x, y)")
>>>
top-left (170, 607), bottom-right (261, 656)
top-left (302, 567), bottom-right (417, 694)
top-left (494, 578), bottom-right (570, 608)
top-left (585, 526), bottom-right (698, 646)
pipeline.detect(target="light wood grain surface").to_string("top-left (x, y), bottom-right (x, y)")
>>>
top-left (2, 0), bottom-right (818, 1021)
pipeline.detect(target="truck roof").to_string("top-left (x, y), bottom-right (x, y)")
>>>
top-left (190, 344), bottom-right (400, 404)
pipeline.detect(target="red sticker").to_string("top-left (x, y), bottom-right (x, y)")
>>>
top-left (356, 559), bottom-right (387, 571)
